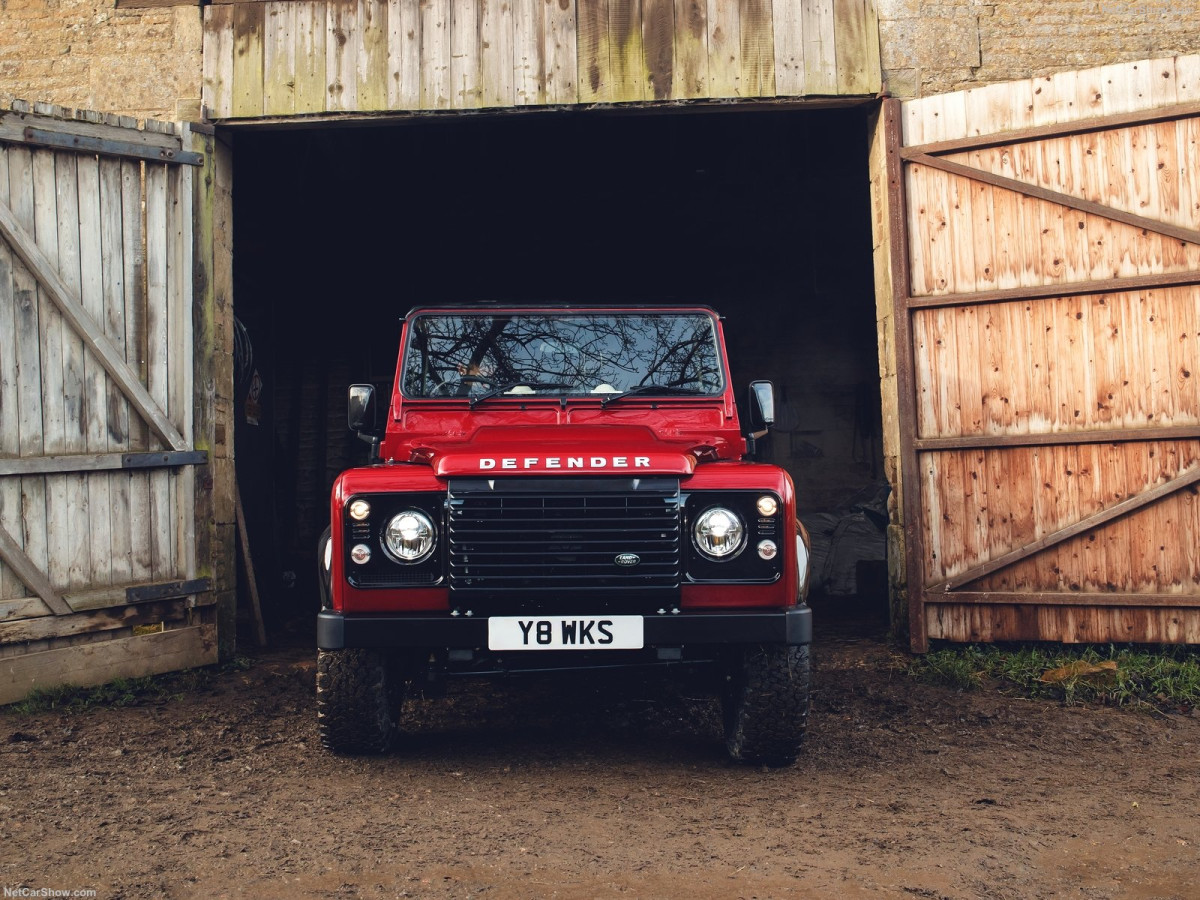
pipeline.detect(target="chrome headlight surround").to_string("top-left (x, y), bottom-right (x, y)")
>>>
top-left (692, 506), bottom-right (747, 561)
top-left (382, 509), bottom-right (437, 564)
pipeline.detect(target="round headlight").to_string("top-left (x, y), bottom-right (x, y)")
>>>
top-left (693, 507), bottom-right (746, 560)
top-left (348, 499), bottom-right (371, 521)
top-left (383, 510), bottom-right (436, 563)
top-left (756, 495), bottom-right (778, 517)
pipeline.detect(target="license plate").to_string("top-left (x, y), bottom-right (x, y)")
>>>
top-left (488, 615), bottom-right (644, 650)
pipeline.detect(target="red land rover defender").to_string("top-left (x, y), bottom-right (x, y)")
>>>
top-left (318, 306), bottom-right (812, 764)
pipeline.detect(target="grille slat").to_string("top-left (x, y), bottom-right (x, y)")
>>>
top-left (448, 477), bottom-right (681, 592)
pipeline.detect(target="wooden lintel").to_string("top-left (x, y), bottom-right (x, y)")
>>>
top-left (905, 269), bottom-right (1200, 311)
top-left (908, 152), bottom-right (1200, 249)
top-left (929, 465), bottom-right (1200, 593)
top-left (914, 425), bottom-right (1200, 452)
top-left (17, 126), bottom-right (203, 167)
top-left (0, 526), bottom-right (72, 616)
top-left (0, 450), bottom-right (208, 478)
top-left (0, 198), bottom-right (187, 451)
top-left (900, 99), bottom-right (1200, 161)
top-left (928, 592), bottom-right (1200, 608)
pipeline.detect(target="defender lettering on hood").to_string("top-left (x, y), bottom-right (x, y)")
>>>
top-left (479, 455), bottom-right (652, 471)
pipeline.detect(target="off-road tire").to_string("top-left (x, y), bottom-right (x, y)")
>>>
top-left (317, 648), bottom-right (402, 754)
top-left (723, 644), bottom-right (811, 766)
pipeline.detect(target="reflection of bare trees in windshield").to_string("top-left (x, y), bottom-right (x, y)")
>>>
top-left (402, 314), bottom-right (724, 398)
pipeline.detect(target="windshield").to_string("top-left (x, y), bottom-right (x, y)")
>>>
top-left (400, 312), bottom-right (726, 400)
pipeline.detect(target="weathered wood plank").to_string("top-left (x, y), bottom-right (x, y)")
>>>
top-left (420, 0), bottom-right (453, 109)
top-left (513, 0), bottom-right (546, 105)
top-left (144, 164), bottom-right (174, 581)
top-left (641, 0), bottom-right (674, 100)
top-left (737, 0), bottom-right (773, 97)
top-left (357, 0), bottom-right (391, 111)
top-left (0, 525), bottom-right (70, 616)
top-left (608, 0), bottom-right (646, 102)
top-left (0, 597), bottom-right (190, 646)
top-left (800, 0), bottom-right (833, 96)
top-left (450, 0), bottom-right (481, 108)
top-left (0, 623), bottom-right (218, 706)
top-left (769, 0), bottom-right (800, 97)
top-left (672, 0), bottom-right (707, 100)
top-left (327, 0), bottom-right (360, 111)
top-left (388, 0), bottom-right (421, 109)
top-left (203, 3), bottom-right (236, 118)
top-left (0, 145), bottom-right (21, 602)
top-left (172, 135), bottom-right (197, 581)
top-left (833, 0), bottom-right (876, 96)
top-left (479, 0), bottom-right (515, 107)
top-left (293, 1), bottom-right (329, 114)
top-left (578, 0), bottom-right (612, 102)
top-left (263, 1), bottom-right (298, 116)
top-left (232, 2), bottom-right (267, 117)
top-left (546, 0), bottom-right (577, 105)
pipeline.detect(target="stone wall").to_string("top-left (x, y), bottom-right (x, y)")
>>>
top-left (0, 0), bottom-right (202, 121)
top-left (877, 0), bottom-right (1200, 99)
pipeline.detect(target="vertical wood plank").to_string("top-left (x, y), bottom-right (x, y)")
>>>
top-left (203, 3), bottom-right (235, 119)
top-left (642, 0), bottom-right (675, 100)
top-left (834, 0), bottom-right (877, 96)
top-left (421, 0), bottom-right (453, 109)
top-left (31, 150), bottom-right (67, 593)
top-left (231, 2), bottom-right (266, 118)
top-left (327, 0), bottom-right (361, 111)
top-left (450, 0), bottom-right (482, 108)
top-left (514, 0), bottom-right (546, 104)
top-left (294, 1), bottom-right (330, 114)
top-left (174, 131), bottom-right (197, 580)
top-left (358, 0), bottom-right (391, 111)
top-left (98, 156), bottom-right (132, 589)
top-left (737, 0), bottom-right (773, 97)
top-left (0, 146), bottom-right (23, 601)
top-left (1176, 54), bottom-right (1200, 103)
top-left (479, 0), bottom-right (516, 107)
top-left (76, 153), bottom-right (112, 591)
top-left (672, 0), bottom-right (708, 99)
top-left (264, 2), bottom-right (298, 117)
top-left (609, 0), bottom-right (646, 102)
top-left (544, 0), bottom-right (578, 104)
top-left (769, 0), bottom-right (801, 96)
top-left (800, 0), bottom-right (834, 96)
top-left (705, 0), bottom-right (739, 98)
top-left (389, 0), bottom-right (422, 109)
top-left (145, 163), bottom-right (173, 579)
top-left (578, 0), bottom-right (611, 101)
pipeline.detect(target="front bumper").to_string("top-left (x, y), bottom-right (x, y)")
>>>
top-left (317, 606), bottom-right (811, 650)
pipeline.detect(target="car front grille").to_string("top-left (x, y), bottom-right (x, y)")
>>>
top-left (447, 477), bottom-right (681, 596)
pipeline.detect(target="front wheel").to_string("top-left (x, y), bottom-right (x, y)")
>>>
top-left (722, 644), bottom-right (811, 766)
top-left (317, 648), bottom-right (404, 754)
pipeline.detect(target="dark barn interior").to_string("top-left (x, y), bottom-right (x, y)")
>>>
top-left (230, 106), bottom-right (886, 636)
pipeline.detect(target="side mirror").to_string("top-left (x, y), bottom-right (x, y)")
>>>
top-left (348, 384), bottom-right (376, 433)
top-left (748, 380), bottom-right (776, 432)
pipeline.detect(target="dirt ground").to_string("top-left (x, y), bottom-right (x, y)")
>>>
top-left (2, 623), bottom-right (1198, 900)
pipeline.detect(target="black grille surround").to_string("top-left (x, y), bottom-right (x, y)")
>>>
top-left (447, 477), bottom-right (681, 610)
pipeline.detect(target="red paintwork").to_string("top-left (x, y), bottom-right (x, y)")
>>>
top-left (330, 306), bottom-right (800, 615)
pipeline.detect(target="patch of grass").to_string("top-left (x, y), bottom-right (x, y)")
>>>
top-left (906, 644), bottom-right (1200, 711)
top-left (9, 656), bottom-right (254, 715)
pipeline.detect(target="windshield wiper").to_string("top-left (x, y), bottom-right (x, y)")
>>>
top-left (468, 381), bottom-right (572, 409)
top-left (600, 384), bottom-right (704, 408)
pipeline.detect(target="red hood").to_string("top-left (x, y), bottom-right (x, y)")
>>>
top-left (405, 425), bottom-right (720, 477)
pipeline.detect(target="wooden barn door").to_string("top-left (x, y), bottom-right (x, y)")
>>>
top-left (882, 55), bottom-right (1200, 650)
top-left (0, 103), bottom-right (217, 701)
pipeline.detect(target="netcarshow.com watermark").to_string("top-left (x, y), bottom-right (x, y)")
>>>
top-left (3, 888), bottom-right (97, 898)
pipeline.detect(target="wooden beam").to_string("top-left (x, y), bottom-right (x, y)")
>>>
top-left (900, 99), bottom-right (1200, 161)
top-left (0, 112), bottom-right (192, 162)
top-left (908, 152), bottom-right (1200, 249)
top-left (0, 597), bottom-right (192, 646)
top-left (13, 126), bottom-right (204, 167)
top-left (0, 197), bottom-right (187, 451)
top-left (0, 525), bottom-right (72, 616)
top-left (0, 450), bottom-right (207, 477)
top-left (928, 592), bottom-right (1200, 608)
top-left (0, 623), bottom-right (218, 706)
top-left (905, 268), bottom-right (1200, 311)
top-left (929, 465), bottom-right (1200, 593)
top-left (913, 425), bottom-right (1200, 452)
